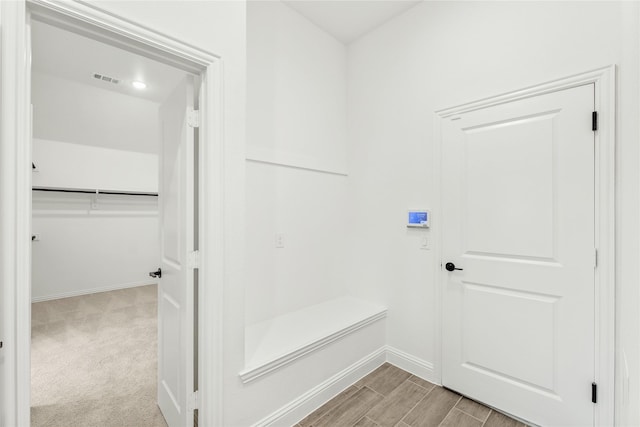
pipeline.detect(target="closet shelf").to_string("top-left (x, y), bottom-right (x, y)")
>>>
top-left (239, 296), bottom-right (387, 383)
top-left (32, 186), bottom-right (158, 197)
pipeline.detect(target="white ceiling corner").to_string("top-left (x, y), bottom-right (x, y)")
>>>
top-left (282, 0), bottom-right (422, 44)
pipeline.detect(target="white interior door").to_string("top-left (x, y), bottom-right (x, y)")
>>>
top-left (157, 76), bottom-right (195, 427)
top-left (441, 84), bottom-right (595, 426)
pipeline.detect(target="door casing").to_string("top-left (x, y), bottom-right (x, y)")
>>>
top-left (433, 67), bottom-right (616, 426)
top-left (0, 1), bottom-right (225, 426)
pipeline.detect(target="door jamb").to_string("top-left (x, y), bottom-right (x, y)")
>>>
top-left (433, 66), bottom-right (616, 426)
top-left (0, 1), bottom-right (225, 426)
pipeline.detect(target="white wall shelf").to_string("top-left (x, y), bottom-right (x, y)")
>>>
top-left (239, 296), bottom-right (386, 383)
top-left (32, 138), bottom-right (159, 193)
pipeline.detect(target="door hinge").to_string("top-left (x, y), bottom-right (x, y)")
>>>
top-left (592, 111), bottom-right (598, 132)
top-left (594, 248), bottom-right (598, 268)
top-left (592, 382), bottom-right (597, 403)
top-left (188, 390), bottom-right (199, 410)
top-left (188, 110), bottom-right (200, 128)
top-left (188, 250), bottom-right (200, 269)
top-left (0, 341), bottom-right (3, 349)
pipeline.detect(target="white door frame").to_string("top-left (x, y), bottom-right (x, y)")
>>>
top-left (433, 66), bottom-right (616, 426)
top-left (0, 1), bottom-right (225, 426)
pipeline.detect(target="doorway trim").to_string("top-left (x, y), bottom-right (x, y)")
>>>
top-left (0, 1), bottom-right (225, 426)
top-left (433, 66), bottom-right (616, 426)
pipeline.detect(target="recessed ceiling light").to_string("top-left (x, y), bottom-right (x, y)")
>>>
top-left (132, 81), bottom-right (147, 90)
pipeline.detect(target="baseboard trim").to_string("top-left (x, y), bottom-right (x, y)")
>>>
top-left (31, 280), bottom-right (157, 302)
top-left (252, 347), bottom-right (387, 427)
top-left (254, 346), bottom-right (438, 426)
top-left (385, 345), bottom-right (438, 385)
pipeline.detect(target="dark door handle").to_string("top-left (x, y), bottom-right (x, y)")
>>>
top-left (445, 262), bottom-right (463, 272)
top-left (149, 268), bottom-right (162, 278)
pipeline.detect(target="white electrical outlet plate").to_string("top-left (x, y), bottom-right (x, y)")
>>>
top-left (275, 233), bottom-right (285, 248)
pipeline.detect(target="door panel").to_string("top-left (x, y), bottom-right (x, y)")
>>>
top-left (442, 84), bottom-right (595, 426)
top-left (464, 114), bottom-right (555, 259)
top-left (462, 283), bottom-right (557, 390)
top-left (158, 76), bottom-right (195, 427)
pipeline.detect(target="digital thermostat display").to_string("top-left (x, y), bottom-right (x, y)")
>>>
top-left (407, 210), bottom-right (430, 228)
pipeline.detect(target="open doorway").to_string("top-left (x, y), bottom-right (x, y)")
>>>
top-left (29, 18), bottom-right (198, 427)
top-left (1, 2), bottom-right (222, 425)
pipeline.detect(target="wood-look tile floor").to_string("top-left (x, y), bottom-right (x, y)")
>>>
top-left (296, 363), bottom-right (526, 427)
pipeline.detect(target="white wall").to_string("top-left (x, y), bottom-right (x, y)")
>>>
top-left (31, 139), bottom-right (159, 301)
top-left (31, 193), bottom-right (158, 301)
top-left (246, 0), bottom-right (347, 173)
top-left (245, 0), bottom-right (349, 326)
top-left (32, 72), bottom-right (160, 154)
top-left (238, 4), bottom-right (388, 424)
top-left (346, 1), bottom-right (639, 425)
top-left (245, 163), bottom-right (349, 324)
top-left (32, 138), bottom-right (158, 193)
top-left (31, 70), bottom-right (160, 302)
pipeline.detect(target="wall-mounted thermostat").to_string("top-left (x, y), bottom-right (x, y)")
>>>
top-left (407, 210), bottom-right (430, 228)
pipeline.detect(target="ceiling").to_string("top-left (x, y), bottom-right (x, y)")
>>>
top-left (30, 1), bottom-right (422, 100)
top-left (30, 20), bottom-right (189, 153)
top-left (282, 0), bottom-right (422, 44)
top-left (31, 19), bottom-right (187, 104)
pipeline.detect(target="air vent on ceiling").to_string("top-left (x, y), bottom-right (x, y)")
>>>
top-left (92, 72), bottom-right (120, 85)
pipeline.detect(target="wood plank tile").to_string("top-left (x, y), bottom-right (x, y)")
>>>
top-left (484, 411), bottom-right (526, 427)
top-left (298, 386), bottom-right (360, 427)
top-left (358, 363), bottom-right (411, 396)
top-left (407, 375), bottom-right (436, 392)
top-left (353, 363), bottom-right (390, 389)
top-left (354, 416), bottom-right (379, 426)
top-left (455, 397), bottom-right (491, 421)
top-left (365, 380), bottom-right (429, 427)
top-left (314, 387), bottom-right (383, 427)
top-left (439, 409), bottom-right (482, 427)
top-left (402, 387), bottom-right (460, 427)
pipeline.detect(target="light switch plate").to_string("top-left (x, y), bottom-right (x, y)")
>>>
top-left (420, 236), bottom-right (430, 250)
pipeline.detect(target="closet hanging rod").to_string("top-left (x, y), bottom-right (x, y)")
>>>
top-left (32, 187), bottom-right (158, 197)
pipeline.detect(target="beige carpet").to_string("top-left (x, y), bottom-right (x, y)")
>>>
top-left (31, 285), bottom-right (168, 427)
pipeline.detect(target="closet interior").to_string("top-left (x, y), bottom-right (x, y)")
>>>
top-left (29, 18), bottom-right (188, 427)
